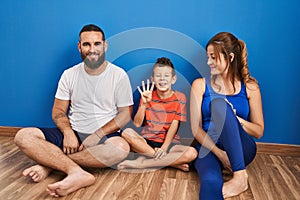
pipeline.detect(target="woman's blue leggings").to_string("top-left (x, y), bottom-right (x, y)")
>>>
top-left (194, 98), bottom-right (257, 200)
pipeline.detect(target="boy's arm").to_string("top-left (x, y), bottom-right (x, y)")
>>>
top-left (133, 102), bottom-right (147, 127)
top-left (154, 120), bottom-right (179, 159)
top-left (161, 120), bottom-right (180, 150)
top-left (134, 81), bottom-right (154, 127)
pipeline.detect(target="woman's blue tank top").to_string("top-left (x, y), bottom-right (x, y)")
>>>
top-left (202, 76), bottom-right (250, 141)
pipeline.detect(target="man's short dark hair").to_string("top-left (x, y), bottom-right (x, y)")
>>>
top-left (79, 24), bottom-right (105, 41)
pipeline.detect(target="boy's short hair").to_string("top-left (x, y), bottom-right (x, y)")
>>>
top-left (152, 57), bottom-right (176, 76)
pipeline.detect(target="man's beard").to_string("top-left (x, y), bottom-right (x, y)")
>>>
top-left (81, 52), bottom-right (105, 70)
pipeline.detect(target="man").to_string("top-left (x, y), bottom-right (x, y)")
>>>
top-left (14, 24), bottom-right (133, 197)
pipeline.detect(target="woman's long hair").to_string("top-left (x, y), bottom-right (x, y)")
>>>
top-left (206, 32), bottom-right (257, 94)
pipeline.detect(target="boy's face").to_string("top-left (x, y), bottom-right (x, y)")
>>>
top-left (151, 65), bottom-right (176, 92)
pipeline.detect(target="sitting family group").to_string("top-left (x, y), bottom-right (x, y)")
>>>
top-left (14, 24), bottom-right (264, 200)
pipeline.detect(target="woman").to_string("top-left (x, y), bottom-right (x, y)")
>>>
top-left (190, 32), bottom-right (264, 199)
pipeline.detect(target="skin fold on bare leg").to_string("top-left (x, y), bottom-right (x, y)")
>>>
top-left (14, 128), bottom-right (95, 197)
top-left (222, 169), bottom-right (249, 198)
top-left (46, 170), bottom-right (95, 197)
top-left (69, 137), bottom-right (130, 168)
top-left (22, 164), bottom-right (53, 182)
top-left (117, 145), bottom-right (197, 171)
top-left (46, 137), bottom-right (129, 197)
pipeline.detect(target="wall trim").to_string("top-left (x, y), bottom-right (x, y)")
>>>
top-left (1, 126), bottom-right (299, 157)
top-left (0, 126), bottom-right (21, 137)
top-left (256, 142), bottom-right (300, 157)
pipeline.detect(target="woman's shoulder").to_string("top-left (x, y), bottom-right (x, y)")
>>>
top-left (244, 79), bottom-right (260, 90)
top-left (192, 77), bottom-right (206, 92)
top-left (244, 79), bottom-right (261, 97)
top-left (192, 77), bottom-right (206, 85)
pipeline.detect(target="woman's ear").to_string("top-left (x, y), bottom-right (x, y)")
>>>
top-left (230, 53), bottom-right (235, 62)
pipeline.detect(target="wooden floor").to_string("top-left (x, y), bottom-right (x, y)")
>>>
top-left (0, 135), bottom-right (299, 200)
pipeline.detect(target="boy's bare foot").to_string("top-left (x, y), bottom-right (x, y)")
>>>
top-left (23, 165), bottom-right (53, 182)
top-left (117, 156), bottom-right (146, 169)
top-left (222, 169), bottom-right (248, 198)
top-left (46, 170), bottom-right (95, 197)
top-left (172, 163), bottom-right (190, 172)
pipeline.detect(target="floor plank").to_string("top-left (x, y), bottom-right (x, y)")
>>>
top-left (0, 136), bottom-right (299, 200)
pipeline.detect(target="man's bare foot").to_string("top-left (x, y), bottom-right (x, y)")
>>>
top-left (222, 169), bottom-right (248, 198)
top-left (23, 165), bottom-right (53, 182)
top-left (46, 170), bottom-right (95, 197)
top-left (117, 156), bottom-right (146, 170)
top-left (172, 163), bottom-right (190, 172)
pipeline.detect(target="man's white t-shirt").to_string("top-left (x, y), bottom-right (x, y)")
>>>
top-left (55, 62), bottom-right (133, 134)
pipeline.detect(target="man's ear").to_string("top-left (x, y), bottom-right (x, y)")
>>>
top-left (229, 53), bottom-right (235, 62)
top-left (104, 41), bottom-right (108, 52)
top-left (77, 41), bottom-right (81, 53)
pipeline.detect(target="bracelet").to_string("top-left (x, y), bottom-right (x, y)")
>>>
top-left (95, 129), bottom-right (105, 138)
top-left (240, 122), bottom-right (244, 127)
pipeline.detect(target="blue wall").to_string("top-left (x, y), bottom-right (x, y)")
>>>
top-left (0, 0), bottom-right (299, 145)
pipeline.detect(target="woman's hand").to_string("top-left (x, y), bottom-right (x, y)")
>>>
top-left (217, 150), bottom-right (232, 172)
top-left (137, 79), bottom-right (155, 104)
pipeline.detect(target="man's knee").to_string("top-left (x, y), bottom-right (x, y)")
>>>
top-left (117, 137), bottom-right (130, 153)
top-left (14, 127), bottom-right (44, 148)
top-left (107, 136), bottom-right (130, 159)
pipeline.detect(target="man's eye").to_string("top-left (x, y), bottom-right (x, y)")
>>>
top-left (82, 43), bottom-right (90, 46)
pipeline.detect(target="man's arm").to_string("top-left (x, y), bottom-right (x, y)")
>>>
top-left (79, 105), bottom-right (133, 150)
top-left (52, 98), bottom-right (71, 132)
top-left (52, 98), bottom-right (79, 154)
top-left (94, 105), bottom-right (133, 138)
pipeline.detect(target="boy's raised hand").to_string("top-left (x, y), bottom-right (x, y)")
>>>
top-left (137, 79), bottom-right (155, 104)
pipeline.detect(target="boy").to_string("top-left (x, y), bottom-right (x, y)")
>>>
top-left (117, 57), bottom-right (197, 171)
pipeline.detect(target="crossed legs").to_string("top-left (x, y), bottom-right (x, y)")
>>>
top-left (117, 128), bottom-right (197, 171)
top-left (14, 127), bottom-right (129, 197)
top-left (211, 98), bottom-right (256, 198)
top-left (194, 98), bottom-right (256, 199)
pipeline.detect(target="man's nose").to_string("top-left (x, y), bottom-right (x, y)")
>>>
top-left (89, 44), bottom-right (96, 52)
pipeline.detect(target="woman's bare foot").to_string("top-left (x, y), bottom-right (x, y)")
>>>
top-left (23, 165), bottom-right (53, 182)
top-left (222, 169), bottom-right (248, 198)
top-left (46, 170), bottom-right (95, 197)
top-left (172, 163), bottom-right (190, 172)
top-left (117, 156), bottom-right (146, 169)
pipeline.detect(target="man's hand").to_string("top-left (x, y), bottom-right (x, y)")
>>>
top-left (63, 130), bottom-right (80, 155)
top-left (137, 79), bottom-right (155, 104)
top-left (79, 133), bottom-right (102, 151)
